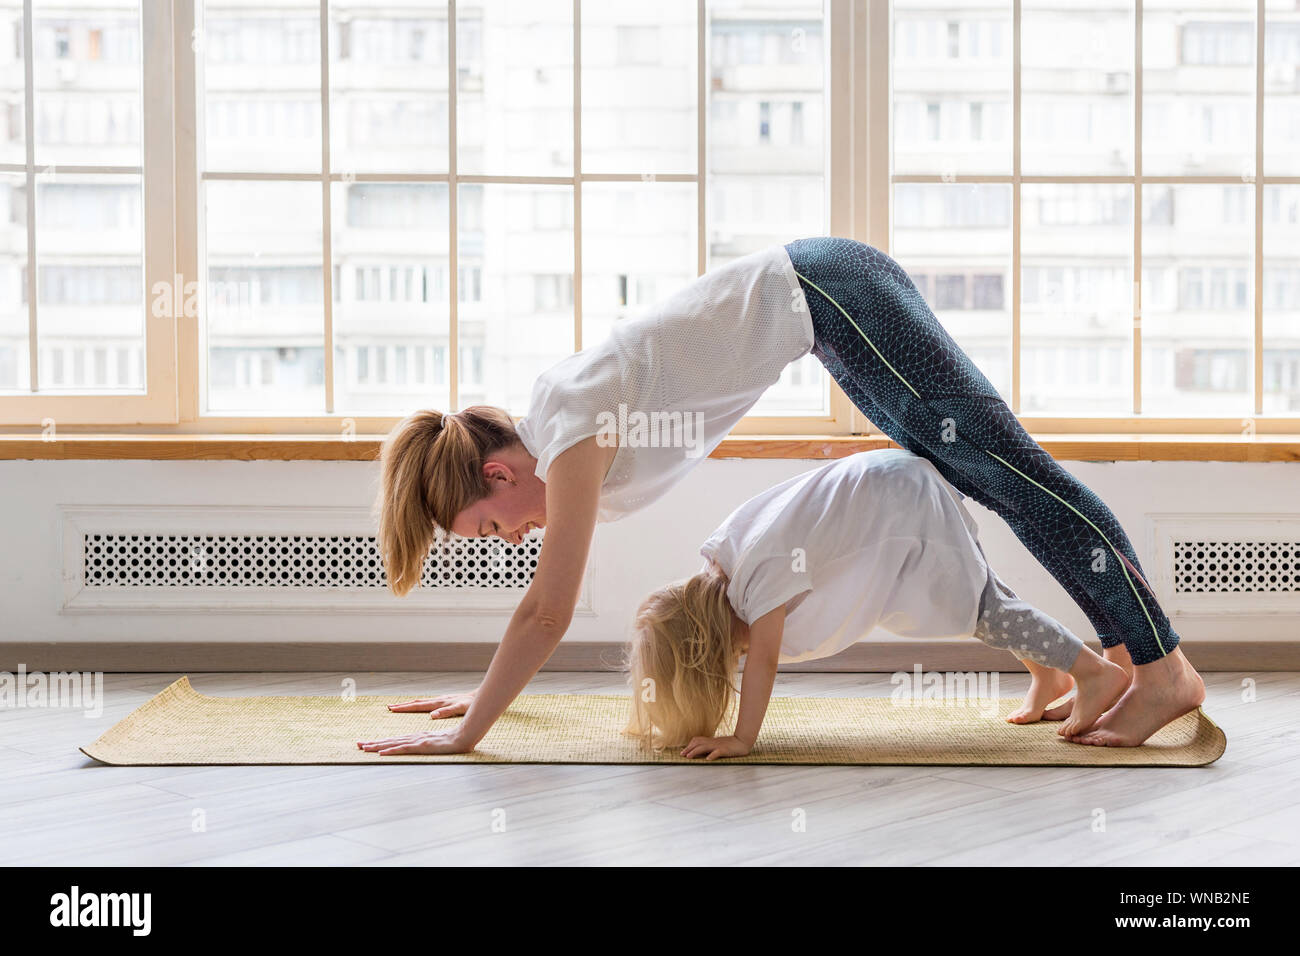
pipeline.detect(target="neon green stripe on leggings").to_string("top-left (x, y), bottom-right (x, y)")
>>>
top-left (981, 449), bottom-right (1165, 656)
top-left (793, 266), bottom-right (1166, 656)
top-left (793, 270), bottom-right (922, 399)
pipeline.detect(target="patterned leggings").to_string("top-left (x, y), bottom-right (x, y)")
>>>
top-left (785, 236), bottom-right (1179, 666)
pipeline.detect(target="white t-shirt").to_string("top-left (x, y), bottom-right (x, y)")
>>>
top-left (698, 448), bottom-right (991, 664)
top-left (515, 244), bottom-right (812, 522)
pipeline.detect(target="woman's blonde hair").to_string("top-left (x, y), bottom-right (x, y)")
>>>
top-left (376, 405), bottom-right (519, 597)
top-left (622, 563), bottom-right (741, 752)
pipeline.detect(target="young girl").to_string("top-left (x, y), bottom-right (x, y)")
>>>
top-left (623, 448), bottom-right (1131, 758)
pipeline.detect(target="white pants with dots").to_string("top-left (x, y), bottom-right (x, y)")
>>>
top-left (971, 545), bottom-right (1084, 672)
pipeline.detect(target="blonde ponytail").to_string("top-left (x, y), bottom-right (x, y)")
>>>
top-left (376, 405), bottom-right (519, 596)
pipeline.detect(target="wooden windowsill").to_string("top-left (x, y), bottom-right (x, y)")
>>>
top-left (1, 432), bottom-right (1299, 462)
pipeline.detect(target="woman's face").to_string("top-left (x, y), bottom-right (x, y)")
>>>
top-left (449, 459), bottom-right (547, 545)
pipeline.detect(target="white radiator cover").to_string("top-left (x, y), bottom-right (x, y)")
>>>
top-left (59, 505), bottom-right (582, 615)
top-left (1151, 513), bottom-right (1300, 616)
top-left (63, 508), bottom-right (1300, 617)
top-left (0, 457), bottom-right (1293, 644)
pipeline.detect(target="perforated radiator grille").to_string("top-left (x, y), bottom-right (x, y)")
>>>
top-left (83, 532), bottom-right (540, 589)
top-left (1173, 540), bottom-right (1298, 593)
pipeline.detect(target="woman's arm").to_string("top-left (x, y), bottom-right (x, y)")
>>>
top-left (359, 436), bottom-right (610, 756)
top-left (451, 436), bottom-right (608, 747)
top-left (680, 605), bottom-right (786, 760)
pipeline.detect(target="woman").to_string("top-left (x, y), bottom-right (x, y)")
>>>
top-left (356, 236), bottom-right (1204, 757)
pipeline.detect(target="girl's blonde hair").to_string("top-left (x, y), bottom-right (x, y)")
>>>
top-left (376, 405), bottom-right (519, 597)
top-left (622, 563), bottom-right (741, 752)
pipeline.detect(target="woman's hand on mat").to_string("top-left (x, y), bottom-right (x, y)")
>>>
top-left (680, 735), bottom-right (752, 761)
top-left (356, 730), bottom-right (471, 756)
top-left (386, 691), bottom-right (476, 719)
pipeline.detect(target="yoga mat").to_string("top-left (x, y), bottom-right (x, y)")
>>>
top-left (80, 677), bottom-right (1226, 767)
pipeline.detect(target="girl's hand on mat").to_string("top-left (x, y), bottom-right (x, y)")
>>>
top-left (386, 692), bottom-right (476, 719)
top-left (356, 730), bottom-right (471, 756)
top-left (680, 735), bottom-right (752, 761)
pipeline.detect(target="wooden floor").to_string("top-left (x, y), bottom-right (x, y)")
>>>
top-left (2, 670), bottom-right (1297, 866)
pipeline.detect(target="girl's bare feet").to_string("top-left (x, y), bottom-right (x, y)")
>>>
top-left (1103, 643), bottom-right (1135, 678)
top-left (1066, 647), bottom-right (1206, 747)
top-left (1058, 648), bottom-right (1131, 738)
top-left (1039, 645), bottom-right (1135, 722)
top-left (1007, 658), bottom-right (1074, 724)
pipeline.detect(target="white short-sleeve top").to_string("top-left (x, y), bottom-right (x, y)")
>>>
top-left (515, 244), bottom-right (812, 522)
top-left (698, 449), bottom-right (991, 664)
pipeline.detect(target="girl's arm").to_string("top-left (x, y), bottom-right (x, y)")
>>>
top-left (358, 436), bottom-right (610, 757)
top-left (681, 604), bottom-right (786, 760)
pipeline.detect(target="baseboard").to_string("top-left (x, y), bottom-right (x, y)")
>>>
top-left (1, 640), bottom-right (1295, 673)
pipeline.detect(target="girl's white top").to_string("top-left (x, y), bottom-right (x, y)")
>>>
top-left (515, 244), bottom-right (812, 522)
top-left (699, 448), bottom-right (991, 664)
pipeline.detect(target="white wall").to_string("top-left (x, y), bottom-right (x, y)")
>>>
top-left (0, 456), bottom-right (1296, 646)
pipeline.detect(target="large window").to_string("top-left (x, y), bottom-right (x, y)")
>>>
top-left (892, 0), bottom-right (1300, 418)
top-left (0, 0), bottom-right (173, 425)
top-left (194, 0), bottom-right (832, 425)
top-left (2, 1), bottom-right (1299, 430)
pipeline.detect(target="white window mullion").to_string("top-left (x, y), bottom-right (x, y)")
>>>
top-left (828, 0), bottom-right (852, 240)
top-left (1134, 1), bottom-right (1143, 416)
top-left (572, 0), bottom-right (582, 352)
top-left (696, 0), bottom-right (706, 276)
top-left (23, 0), bottom-right (36, 392)
top-left (856, 0), bottom-right (888, 435)
top-left (868, 0), bottom-right (889, 236)
top-left (826, 0), bottom-right (860, 434)
top-left (447, 0), bottom-right (459, 411)
top-left (140, 0), bottom-right (178, 419)
top-left (1011, 0), bottom-right (1021, 416)
top-left (1255, 0), bottom-right (1264, 417)
top-left (319, 0), bottom-right (335, 415)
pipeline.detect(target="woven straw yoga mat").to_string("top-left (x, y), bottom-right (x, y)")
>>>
top-left (80, 677), bottom-right (1226, 767)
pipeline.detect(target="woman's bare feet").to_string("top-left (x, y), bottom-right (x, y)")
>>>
top-left (1058, 649), bottom-right (1131, 738)
top-left (1007, 658), bottom-right (1074, 723)
top-left (1065, 647), bottom-right (1205, 747)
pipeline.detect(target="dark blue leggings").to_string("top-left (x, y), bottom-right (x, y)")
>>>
top-left (785, 236), bottom-right (1178, 666)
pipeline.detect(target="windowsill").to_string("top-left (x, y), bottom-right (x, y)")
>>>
top-left (0, 432), bottom-right (1298, 462)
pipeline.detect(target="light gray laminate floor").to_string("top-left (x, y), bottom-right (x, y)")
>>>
top-left (1, 670), bottom-right (1296, 866)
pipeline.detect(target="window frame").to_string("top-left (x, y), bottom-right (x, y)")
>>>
top-left (881, 0), bottom-right (1275, 432)
top-left (170, 0), bottom-right (852, 436)
top-left (3, 0), bottom-right (1298, 436)
top-left (0, 0), bottom-right (177, 426)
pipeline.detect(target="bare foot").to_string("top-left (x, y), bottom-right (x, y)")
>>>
top-left (1103, 643), bottom-right (1135, 678)
top-left (1007, 659), bottom-right (1074, 724)
top-left (1047, 645), bottom-right (1134, 720)
top-left (1058, 650), bottom-right (1131, 737)
top-left (1066, 647), bottom-right (1206, 747)
top-left (1036, 644), bottom-right (1138, 722)
top-left (1042, 697), bottom-right (1076, 720)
